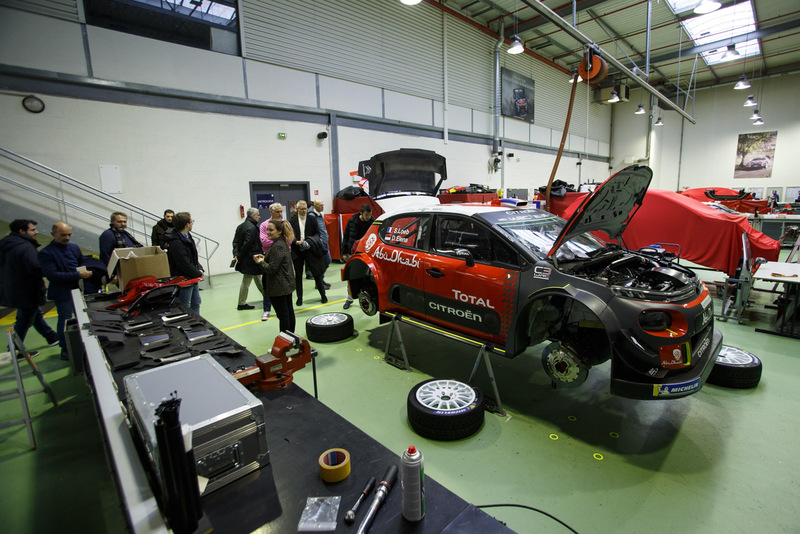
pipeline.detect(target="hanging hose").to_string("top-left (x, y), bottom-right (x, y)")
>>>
top-left (546, 70), bottom-right (580, 213)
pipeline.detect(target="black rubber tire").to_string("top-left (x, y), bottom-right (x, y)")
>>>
top-left (707, 345), bottom-right (762, 389)
top-left (407, 378), bottom-right (484, 441)
top-left (305, 313), bottom-right (354, 343)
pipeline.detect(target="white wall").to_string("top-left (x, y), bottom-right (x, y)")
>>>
top-left (0, 92), bottom-right (332, 275)
top-left (611, 74), bottom-right (800, 192)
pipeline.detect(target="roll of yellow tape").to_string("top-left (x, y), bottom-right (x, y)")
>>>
top-left (318, 448), bottom-right (351, 483)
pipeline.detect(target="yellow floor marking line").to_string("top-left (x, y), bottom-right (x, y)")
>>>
top-left (220, 299), bottom-right (346, 332)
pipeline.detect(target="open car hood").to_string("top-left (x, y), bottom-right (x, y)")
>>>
top-left (359, 148), bottom-right (447, 199)
top-left (548, 165), bottom-right (652, 258)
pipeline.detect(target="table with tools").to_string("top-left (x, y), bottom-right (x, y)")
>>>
top-left (753, 261), bottom-right (800, 339)
top-left (75, 289), bottom-right (513, 534)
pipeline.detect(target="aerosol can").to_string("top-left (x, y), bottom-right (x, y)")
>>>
top-left (401, 445), bottom-right (425, 521)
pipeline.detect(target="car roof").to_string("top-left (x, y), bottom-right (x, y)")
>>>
top-left (378, 202), bottom-right (545, 220)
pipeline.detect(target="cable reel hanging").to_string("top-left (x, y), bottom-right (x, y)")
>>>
top-left (577, 47), bottom-right (608, 84)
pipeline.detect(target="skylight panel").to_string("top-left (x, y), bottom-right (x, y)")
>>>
top-left (681, 1), bottom-right (760, 66)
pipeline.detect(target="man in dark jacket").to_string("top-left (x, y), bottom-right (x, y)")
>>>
top-left (164, 212), bottom-right (204, 314)
top-left (39, 222), bottom-right (94, 360)
top-left (342, 204), bottom-right (374, 309)
top-left (99, 211), bottom-right (143, 267)
top-left (151, 209), bottom-right (174, 249)
top-left (290, 200), bottom-right (327, 306)
top-left (232, 207), bottom-right (264, 311)
top-left (0, 219), bottom-right (59, 352)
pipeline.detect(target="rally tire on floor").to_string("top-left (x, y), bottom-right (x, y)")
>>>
top-left (706, 345), bottom-right (762, 389)
top-left (305, 313), bottom-right (354, 343)
top-left (407, 378), bottom-right (484, 441)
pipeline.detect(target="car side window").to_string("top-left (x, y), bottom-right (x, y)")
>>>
top-left (437, 217), bottom-right (493, 262)
top-left (379, 215), bottom-right (428, 251)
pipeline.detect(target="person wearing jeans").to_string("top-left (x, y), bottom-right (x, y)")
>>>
top-left (0, 219), bottom-right (59, 355)
top-left (38, 222), bottom-right (93, 360)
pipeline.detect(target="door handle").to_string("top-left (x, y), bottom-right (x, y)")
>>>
top-left (426, 269), bottom-right (445, 278)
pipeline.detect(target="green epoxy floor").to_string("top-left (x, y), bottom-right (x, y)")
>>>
top-left (1, 265), bottom-right (798, 533)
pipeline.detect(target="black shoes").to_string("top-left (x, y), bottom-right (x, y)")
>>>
top-left (17, 350), bottom-right (39, 359)
top-left (296, 298), bottom-right (303, 306)
top-left (237, 304), bottom-right (255, 310)
top-left (46, 337), bottom-right (59, 347)
top-left (321, 296), bottom-right (328, 304)
top-left (343, 300), bottom-right (352, 310)
top-left (323, 282), bottom-right (331, 289)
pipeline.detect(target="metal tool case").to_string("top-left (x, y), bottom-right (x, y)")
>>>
top-left (124, 354), bottom-right (269, 494)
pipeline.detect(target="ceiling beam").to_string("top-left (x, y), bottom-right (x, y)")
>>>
top-left (519, 0), bottom-right (697, 123)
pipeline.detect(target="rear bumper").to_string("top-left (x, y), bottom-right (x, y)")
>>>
top-left (610, 327), bottom-right (723, 400)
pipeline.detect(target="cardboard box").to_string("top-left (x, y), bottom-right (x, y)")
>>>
top-left (107, 246), bottom-right (170, 289)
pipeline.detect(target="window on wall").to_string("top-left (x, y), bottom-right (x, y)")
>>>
top-left (84, 0), bottom-right (239, 55)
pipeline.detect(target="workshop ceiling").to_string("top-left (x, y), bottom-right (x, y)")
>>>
top-left (446, 0), bottom-right (800, 93)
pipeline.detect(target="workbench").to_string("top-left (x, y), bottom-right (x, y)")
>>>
top-left (753, 261), bottom-right (800, 339)
top-left (75, 290), bottom-right (514, 533)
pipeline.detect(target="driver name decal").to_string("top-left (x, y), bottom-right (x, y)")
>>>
top-left (452, 289), bottom-right (494, 309)
top-left (372, 246), bottom-right (421, 268)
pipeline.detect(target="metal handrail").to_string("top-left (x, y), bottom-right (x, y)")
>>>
top-left (0, 147), bottom-right (220, 285)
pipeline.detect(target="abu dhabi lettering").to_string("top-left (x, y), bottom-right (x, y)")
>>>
top-left (373, 246), bottom-right (421, 268)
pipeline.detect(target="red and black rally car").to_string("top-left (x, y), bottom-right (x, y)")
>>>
top-left (342, 149), bottom-right (722, 400)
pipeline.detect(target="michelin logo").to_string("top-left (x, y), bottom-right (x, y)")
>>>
top-left (653, 378), bottom-right (702, 397)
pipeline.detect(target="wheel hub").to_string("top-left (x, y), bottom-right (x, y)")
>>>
top-left (415, 379), bottom-right (476, 412)
top-left (542, 342), bottom-right (589, 388)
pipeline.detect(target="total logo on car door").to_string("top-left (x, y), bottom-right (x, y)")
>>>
top-left (421, 215), bottom-right (518, 345)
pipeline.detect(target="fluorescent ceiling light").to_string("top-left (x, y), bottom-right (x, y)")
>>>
top-left (508, 35), bottom-right (524, 54)
top-left (400, 0), bottom-right (422, 4)
top-left (734, 74), bottom-right (751, 90)
top-left (694, 0), bottom-right (721, 15)
top-left (655, 117), bottom-right (664, 126)
top-left (608, 90), bottom-right (620, 103)
top-left (749, 109), bottom-right (761, 120)
top-left (635, 104), bottom-right (646, 115)
top-left (753, 118), bottom-right (764, 125)
top-left (744, 95), bottom-right (758, 107)
top-left (678, 1), bottom-right (760, 66)
top-left (569, 70), bottom-right (583, 83)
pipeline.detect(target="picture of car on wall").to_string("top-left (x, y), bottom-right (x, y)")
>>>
top-left (342, 149), bottom-right (723, 401)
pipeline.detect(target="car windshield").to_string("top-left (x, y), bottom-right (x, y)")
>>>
top-left (487, 211), bottom-right (606, 261)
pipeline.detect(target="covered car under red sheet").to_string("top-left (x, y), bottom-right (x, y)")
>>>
top-left (680, 187), bottom-right (770, 214)
top-left (561, 190), bottom-right (779, 276)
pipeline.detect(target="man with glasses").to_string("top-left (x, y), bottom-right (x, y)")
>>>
top-left (99, 211), bottom-right (143, 266)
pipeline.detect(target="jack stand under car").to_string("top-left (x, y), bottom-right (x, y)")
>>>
top-left (233, 331), bottom-right (317, 392)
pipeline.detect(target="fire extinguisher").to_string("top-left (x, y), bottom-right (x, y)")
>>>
top-left (239, 205), bottom-right (245, 218)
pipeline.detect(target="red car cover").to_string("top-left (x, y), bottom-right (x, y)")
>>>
top-left (561, 189), bottom-right (779, 276)
top-left (679, 187), bottom-right (770, 214)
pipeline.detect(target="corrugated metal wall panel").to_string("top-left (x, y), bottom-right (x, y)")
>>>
top-left (240, 0), bottom-right (609, 146)
top-left (445, 20), bottom-right (496, 112)
top-left (1, 0), bottom-right (80, 21)
top-left (241, 0), bottom-right (444, 101)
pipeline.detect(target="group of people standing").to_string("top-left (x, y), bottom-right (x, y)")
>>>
top-left (232, 199), bottom-right (333, 334)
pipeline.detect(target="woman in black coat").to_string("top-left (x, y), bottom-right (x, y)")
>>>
top-left (253, 220), bottom-right (296, 333)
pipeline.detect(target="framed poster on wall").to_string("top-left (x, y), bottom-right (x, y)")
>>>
top-left (786, 187), bottom-right (800, 203)
top-left (501, 68), bottom-right (535, 123)
top-left (734, 131), bottom-right (777, 178)
top-left (745, 187), bottom-right (764, 199)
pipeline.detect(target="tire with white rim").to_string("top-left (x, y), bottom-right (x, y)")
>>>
top-left (407, 378), bottom-right (484, 441)
top-left (305, 313), bottom-right (354, 343)
top-left (707, 345), bottom-right (762, 389)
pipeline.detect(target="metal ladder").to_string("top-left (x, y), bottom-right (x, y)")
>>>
top-left (0, 329), bottom-right (59, 450)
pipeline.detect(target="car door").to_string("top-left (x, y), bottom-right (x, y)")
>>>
top-left (372, 213), bottom-right (431, 316)
top-left (422, 215), bottom-right (519, 346)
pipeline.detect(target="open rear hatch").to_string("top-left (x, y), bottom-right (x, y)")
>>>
top-left (359, 148), bottom-right (447, 213)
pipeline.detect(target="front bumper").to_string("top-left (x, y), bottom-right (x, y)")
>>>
top-left (610, 327), bottom-right (723, 400)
